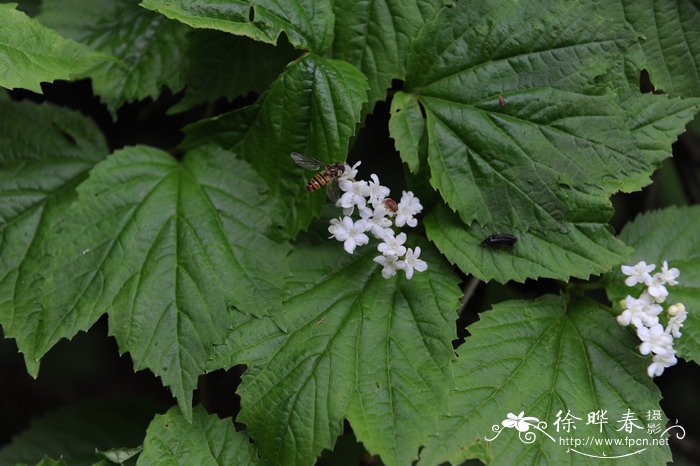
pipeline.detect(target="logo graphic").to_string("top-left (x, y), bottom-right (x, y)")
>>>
top-left (484, 410), bottom-right (686, 460)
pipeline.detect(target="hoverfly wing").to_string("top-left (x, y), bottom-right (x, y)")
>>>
top-left (326, 179), bottom-right (341, 203)
top-left (291, 152), bottom-right (325, 170)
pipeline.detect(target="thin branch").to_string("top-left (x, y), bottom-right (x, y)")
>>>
top-left (675, 134), bottom-right (700, 204)
top-left (458, 276), bottom-right (481, 317)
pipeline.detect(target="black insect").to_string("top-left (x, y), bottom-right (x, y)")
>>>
top-left (481, 233), bottom-right (517, 248)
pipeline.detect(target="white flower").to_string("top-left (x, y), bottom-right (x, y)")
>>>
top-left (655, 260), bottom-right (680, 286)
top-left (637, 323), bottom-right (674, 356)
top-left (396, 246), bottom-right (428, 279)
top-left (338, 161), bottom-right (360, 182)
top-left (616, 293), bottom-right (662, 328)
top-left (360, 205), bottom-right (393, 239)
top-left (378, 231), bottom-right (407, 257)
top-left (328, 217), bottom-right (344, 238)
top-left (666, 304), bottom-right (687, 338)
top-left (373, 254), bottom-right (400, 279)
top-left (620, 261), bottom-right (656, 287)
top-left (646, 274), bottom-right (670, 303)
top-left (394, 191), bottom-right (423, 228)
top-left (328, 216), bottom-right (369, 254)
top-left (338, 180), bottom-right (370, 210)
top-left (502, 412), bottom-right (539, 432)
top-left (366, 174), bottom-right (390, 205)
top-left (647, 350), bottom-right (677, 378)
top-left (335, 199), bottom-right (356, 216)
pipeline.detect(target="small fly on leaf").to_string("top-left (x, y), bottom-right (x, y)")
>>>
top-left (498, 95), bottom-right (506, 107)
top-left (291, 152), bottom-right (346, 202)
top-left (481, 233), bottom-right (517, 248)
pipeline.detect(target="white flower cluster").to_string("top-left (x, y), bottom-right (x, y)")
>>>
top-left (618, 260), bottom-right (686, 378)
top-left (328, 162), bottom-right (426, 279)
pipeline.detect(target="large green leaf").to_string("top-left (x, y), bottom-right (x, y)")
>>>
top-left (207, 238), bottom-right (461, 466)
top-left (406, 1), bottom-right (683, 229)
top-left (170, 29), bottom-right (298, 114)
top-left (0, 4), bottom-right (104, 92)
top-left (604, 206), bottom-right (700, 363)
top-left (331, 0), bottom-right (444, 108)
top-left (139, 0), bottom-right (334, 52)
top-left (183, 53), bottom-right (368, 238)
top-left (425, 203), bottom-right (630, 283)
top-left (423, 91), bottom-right (700, 283)
top-left (18, 145), bottom-right (288, 419)
top-left (0, 100), bottom-right (108, 372)
top-left (394, 0), bottom-right (700, 282)
top-left (621, 0), bottom-right (700, 97)
top-left (38, 0), bottom-right (189, 115)
top-left (418, 295), bottom-right (671, 465)
top-left (138, 405), bottom-right (261, 465)
top-left (0, 399), bottom-right (157, 466)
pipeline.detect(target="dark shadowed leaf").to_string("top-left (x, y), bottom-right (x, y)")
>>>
top-left (39, 0), bottom-right (190, 115)
top-left (170, 30), bottom-right (298, 113)
top-left (183, 53), bottom-right (368, 238)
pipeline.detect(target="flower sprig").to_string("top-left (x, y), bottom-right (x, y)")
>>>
top-left (328, 162), bottom-right (426, 279)
top-left (618, 260), bottom-right (686, 377)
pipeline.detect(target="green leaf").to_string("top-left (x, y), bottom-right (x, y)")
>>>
top-left (621, 0), bottom-right (700, 97)
top-left (396, 0), bottom-right (700, 282)
top-left (407, 1), bottom-right (657, 230)
top-left (138, 405), bottom-right (261, 465)
top-left (18, 458), bottom-right (68, 466)
top-left (139, 0), bottom-right (334, 52)
top-left (0, 399), bottom-right (157, 466)
top-left (619, 92), bottom-right (700, 166)
top-left (38, 0), bottom-right (190, 115)
top-left (331, 0), bottom-right (444, 107)
top-left (0, 3), bottom-right (104, 92)
top-left (95, 446), bottom-right (143, 464)
top-left (604, 206), bottom-right (700, 363)
top-left (425, 203), bottom-right (631, 283)
top-left (388, 91), bottom-right (425, 173)
top-left (418, 295), bottom-right (671, 465)
top-left (183, 53), bottom-right (368, 238)
top-left (0, 100), bottom-right (108, 374)
top-left (0, 0), bottom-right (41, 16)
top-left (170, 30), bottom-right (298, 114)
top-left (209, 238), bottom-right (461, 466)
top-left (23, 145), bottom-right (289, 419)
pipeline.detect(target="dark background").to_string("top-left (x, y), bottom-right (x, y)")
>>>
top-left (0, 74), bottom-right (699, 465)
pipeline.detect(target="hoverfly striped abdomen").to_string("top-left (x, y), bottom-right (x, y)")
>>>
top-left (305, 163), bottom-right (345, 191)
top-left (306, 172), bottom-right (332, 192)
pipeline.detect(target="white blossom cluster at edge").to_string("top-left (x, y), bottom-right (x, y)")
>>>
top-left (618, 260), bottom-right (686, 378)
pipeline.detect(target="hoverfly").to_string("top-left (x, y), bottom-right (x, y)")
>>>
top-left (481, 233), bottom-right (517, 248)
top-left (291, 152), bottom-right (346, 202)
